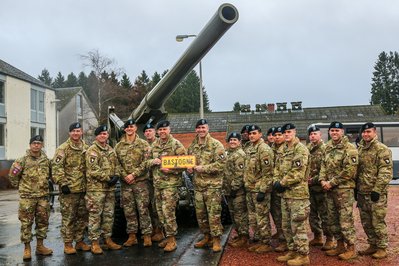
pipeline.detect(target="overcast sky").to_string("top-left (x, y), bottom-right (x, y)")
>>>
top-left (1, 0), bottom-right (398, 112)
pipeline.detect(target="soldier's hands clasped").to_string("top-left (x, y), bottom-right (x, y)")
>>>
top-left (256, 192), bottom-right (266, 202)
top-left (61, 185), bottom-right (71, 194)
top-left (273, 181), bottom-right (286, 193)
top-left (108, 175), bottom-right (119, 186)
top-left (370, 191), bottom-right (380, 202)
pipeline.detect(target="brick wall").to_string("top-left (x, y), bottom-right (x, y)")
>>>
top-left (173, 132), bottom-right (228, 148)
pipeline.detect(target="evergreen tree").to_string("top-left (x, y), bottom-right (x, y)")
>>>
top-left (150, 71), bottom-right (161, 90)
top-left (37, 68), bottom-right (53, 86)
top-left (52, 72), bottom-right (65, 88)
top-left (120, 73), bottom-right (132, 89)
top-left (64, 72), bottom-right (79, 87)
top-left (110, 71), bottom-right (119, 86)
top-left (78, 72), bottom-right (88, 90)
top-left (233, 102), bottom-right (241, 111)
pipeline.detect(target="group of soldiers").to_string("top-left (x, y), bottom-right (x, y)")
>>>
top-left (8, 118), bottom-right (392, 265)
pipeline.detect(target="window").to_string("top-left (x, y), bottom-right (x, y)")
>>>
top-left (31, 126), bottom-right (45, 138)
top-left (31, 88), bottom-right (45, 123)
top-left (76, 94), bottom-right (83, 117)
top-left (0, 123), bottom-right (5, 159)
top-left (0, 80), bottom-right (5, 117)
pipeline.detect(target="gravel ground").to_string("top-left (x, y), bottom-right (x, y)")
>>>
top-left (220, 185), bottom-right (399, 266)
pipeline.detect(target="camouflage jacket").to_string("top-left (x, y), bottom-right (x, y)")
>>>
top-left (52, 138), bottom-right (89, 193)
top-left (223, 147), bottom-right (246, 195)
top-left (188, 133), bottom-right (226, 191)
top-left (86, 140), bottom-right (117, 192)
top-left (319, 136), bottom-right (358, 189)
top-left (357, 137), bottom-right (392, 194)
top-left (272, 142), bottom-right (285, 183)
top-left (279, 137), bottom-right (310, 199)
top-left (147, 135), bottom-right (186, 189)
top-left (242, 141), bottom-right (251, 155)
top-left (244, 139), bottom-right (274, 193)
top-left (9, 150), bottom-right (50, 198)
top-left (115, 134), bottom-right (150, 186)
top-left (307, 141), bottom-right (325, 193)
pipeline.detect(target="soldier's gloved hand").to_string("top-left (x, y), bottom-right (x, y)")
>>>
top-left (370, 191), bottom-right (380, 202)
top-left (230, 189), bottom-right (238, 198)
top-left (61, 185), bottom-right (71, 195)
top-left (256, 192), bottom-right (266, 202)
top-left (108, 175), bottom-right (119, 187)
top-left (273, 181), bottom-right (286, 193)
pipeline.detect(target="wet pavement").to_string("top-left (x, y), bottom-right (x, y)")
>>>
top-left (0, 190), bottom-right (231, 265)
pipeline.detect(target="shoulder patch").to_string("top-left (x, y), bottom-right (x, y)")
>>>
top-left (219, 154), bottom-right (225, 160)
top-left (11, 162), bottom-right (22, 175)
top-left (384, 158), bottom-right (390, 164)
top-left (239, 164), bottom-right (244, 169)
top-left (294, 160), bottom-right (302, 167)
top-left (351, 157), bottom-right (357, 163)
top-left (264, 159), bottom-right (269, 165)
top-left (89, 157), bottom-right (96, 164)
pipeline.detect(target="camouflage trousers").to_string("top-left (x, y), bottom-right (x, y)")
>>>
top-left (194, 189), bottom-right (223, 237)
top-left (59, 192), bottom-right (88, 242)
top-left (155, 187), bottom-right (179, 237)
top-left (309, 191), bottom-right (331, 237)
top-left (246, 192), bottom-right (271, 243)
top-left (121, 181), bottom-right (152, 235)
top-left (357, 193), bottom-right (388, 249)
top-left (270, 190), bottom-right (285, 242)
top-left (326, 188), bottom-right (356, 244)
top-left (85, 191), bottom-right (115, 241)
top-left (281, 198), bottom-right (310, 255)
top-left (227, 190), bottom-right (248, 237)
top-left (18, 197), bottom-right (50, 243)
top-left (148, 180), bottom-right (160, 229)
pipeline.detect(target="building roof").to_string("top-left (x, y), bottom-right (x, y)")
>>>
top-left (54, 87), bottom-right (82, 110)
top-left (0, 59), bottom-right (51, 89)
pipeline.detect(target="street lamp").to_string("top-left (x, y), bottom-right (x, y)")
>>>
top-left (176, 34), bottom-right (204, 119)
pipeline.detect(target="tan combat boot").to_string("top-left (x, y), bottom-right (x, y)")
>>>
top-left (164, 236), bottom-right (177, 252)
top-left (277, 251), bottom-right (297, 262)
top-left (123, 233), bottom-right (138, 247)
top-left (194, 234), bottom-right (211, 248)
top-left (325, 240), bottom-right (345, 256)
top-left (36, 238), bottom-right (53, 256)
top-left (247, 242), bottom-right (262, 252)
top-left (152, 227), bottom-right (164, 242)
top-left (321, 236), bottom-right (336, 251)
top-left (359, 245), bottom-right (377, 255)
top-left (158, 237), bottom-right (168, 248)
top-left (143, 234), bottom-right (152, 247)
top-left (105, 237), bottom-right (122, 250)
top-left (372, 248), bottom-right (387, 259)
top-left (91, 240), bottom-right (103, 254)
top-left (339, 244), bottom-right (357, 260)
top-left (287, 254), bottom-right (310, 266)
top-left (255, 244), bottom-right (273, 253)
top-left (64, 242), bottom-right (77, 254)
top-left (309, 234), bottom-right (324, 246)
top-left (75, 241), bottom-right (91, 251)
top-left (23, 242), bottom-right (31, 261)
top-left (212, 236), bottom-right (222, 252)
top-left (275, 242), bottom-right (288, 252)
top-left (230, 235), bottom-right (248, 248)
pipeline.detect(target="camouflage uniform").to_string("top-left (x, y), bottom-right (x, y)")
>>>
top-left (188, 133), bottom-right (226, 237)
top-left (278, 137), bottom-right (310, 255)
top-left (148, 135), bottom-right (186, 237)
top-left (319, 136), bottom-right (358, 245)
top-left (85, 140), bottom-right (118, 241)
top-left (307, 141), bottom-right (331, 238)
top-left (52, 138), bottom-right (89, 243)
top-left (115, 134), bottom-right (152, 235)
top-left (146, 137), bottom-right (160, 231)
top-left (223, 146), bottom-right (248, 238)
top-left (244, 138), bottom-right (274, 244)
top-left (271, 142), bottom-right (285, 242)
top-left (357, 137), bottom-right (392, 249)
top-left (9, 150), bottom-right (51, 243)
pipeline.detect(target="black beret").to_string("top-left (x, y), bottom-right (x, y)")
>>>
top-left (156, 120), bottom-right (170, 130)
top-left (282, 123), bottom-right (296, 132)
top-left (267, 127), bottom-right (275, 135)
top-left (329, 121), bottom-right (343, 130)
top-left (94, 125), bottom-right (108, 136)
top-left (30, 135), bottom-right (44, 144)
top-left (195, 119), bottom-right (208, 128)
top-left (143, 123), bottom-right (155, 132)
top-left (248, 124), bottom-right (261, 133)
top-left (69, 122), bottom-right (82, 132)
top-left (308, 125), bottom-right (320, 135)
top-left (124, 119), bottom-right (136, 128)
top-left (272, 126), bottom-right (283, 135)
top-left (227, 131), bottom-right (241, 142)
top-left (241, 125), bottom-right (250, 134)
top-left (361, 122), bottom-right (375, 133)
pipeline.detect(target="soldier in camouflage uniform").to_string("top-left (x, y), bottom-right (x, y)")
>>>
top-left (357, 122), bottom-right (392, 259)
top-left (270, 126), bottom-right (288, 252)
top-left (319, 121), bottom-right (358, 260)
top-left (241, 125), bottom-right (251, 154)
top-left (9, 135), bottom-right (53, 261)
top-left (306, 126), bottom-right (332, 249)
top-left (274, 123), bottom-right (311, 266)
top-left (244, 125), bottom-right (275, 253)
top-left (265, 127), bottom-right (275, 147)
top-left (85, 125), bottom-right (121, 254)
top-left (52, 122), bottom-right (90, 254)
top-left (223, 132), bottom-right (249, 248)
top-left (147, 120), bottom-right (187, 252)
top-left (187, 119), bottom-right (226, 252)
top-left (115, 119), bottom-right (153, 247)
top-left (143, 123), bottom-right (163, 242)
